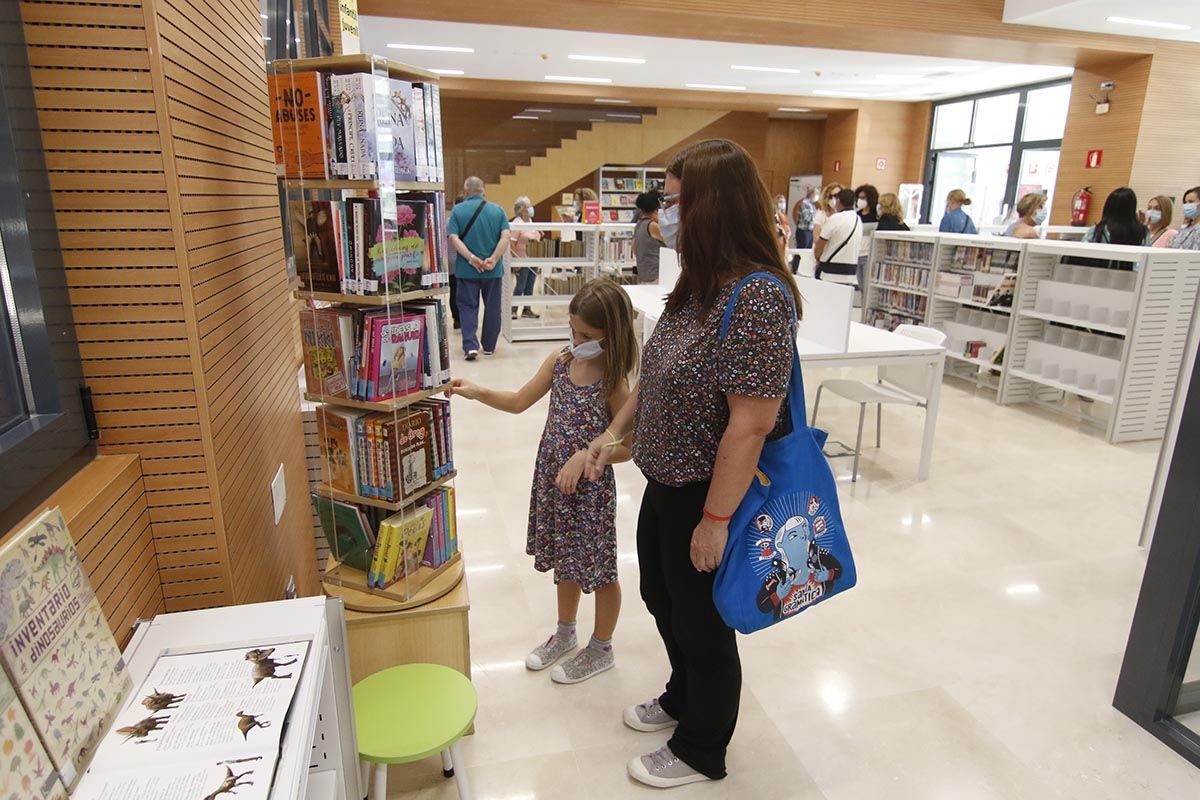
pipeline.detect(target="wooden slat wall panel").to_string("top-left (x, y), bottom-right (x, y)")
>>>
top-left (20, 0), bottom-right (230, 615)
top-left (152, 0), bottom-right (318, 605)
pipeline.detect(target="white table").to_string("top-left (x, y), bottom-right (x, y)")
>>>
top-left (623, 285), bottom-right (946, 480)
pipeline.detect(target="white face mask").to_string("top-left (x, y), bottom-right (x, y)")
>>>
top-left (856, 198), bottom-right (868, 210)
top-left (659, 203), bottom-right (681, 249)
top-left (570, 339), bottom-right (604, 360)
top-left (777, 199), bottom-right (786, 213)
top-left (1033, 207), bottom-right (1048, 225)
top-left (1145, 209), bottom-right (1162, 226)
top-left (876, 204), bottom-right (883, 217)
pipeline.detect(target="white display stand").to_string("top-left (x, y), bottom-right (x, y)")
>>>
top-left (598, 165), bottom-right (665, 223)
top-left (74, 597), bottom-right (360, 800)
top-left (796, 275), bottom-right (852, 352)
top-left (504, 221), bottom-right (636, 342)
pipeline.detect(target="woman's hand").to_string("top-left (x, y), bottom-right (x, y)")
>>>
top-left (555, 451), bottom-right (587, 495)
top-left (691, 516), bottom-right (729, 572)
top-left (446, 377), bottom-right (480, 400)
top-left (583, 433), bottom-right (618, 480)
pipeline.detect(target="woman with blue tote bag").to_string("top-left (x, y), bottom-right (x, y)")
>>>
top-left (584, 139), bottom-right (835, 789)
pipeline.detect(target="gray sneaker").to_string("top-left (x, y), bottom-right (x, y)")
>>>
top-left (623, 698), bottom-right (678, 732)
top-left (627, 745), bottom-right (711, 789)
top-left (550, 646), bottom-right (614, 684)
top-left (525, 633), bottom-right (576, 671)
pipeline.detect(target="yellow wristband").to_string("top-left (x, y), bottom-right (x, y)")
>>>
top-left (601, 428), bottom-right (624, 449)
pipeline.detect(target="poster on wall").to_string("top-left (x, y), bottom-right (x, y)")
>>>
top-left (899, 184), bottom-right (925, 225)
top-left (787, 175), bottom-right (823, 227)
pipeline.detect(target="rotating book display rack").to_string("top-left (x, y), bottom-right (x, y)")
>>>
top-left (270, 54), bottom-right (463, 611)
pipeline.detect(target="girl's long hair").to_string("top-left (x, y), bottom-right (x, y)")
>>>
top-left (568, 278), bottom-right (639, 396)
top-left (665, 139), bottom-right (803, 319)
top-left (1095, 187), bottom-right (1147, 246)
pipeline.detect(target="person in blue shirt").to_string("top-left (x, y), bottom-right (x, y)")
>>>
top-left (939, 189), bottom-right (978, 234)
top-left (448, 176), bottom-right (511, 361)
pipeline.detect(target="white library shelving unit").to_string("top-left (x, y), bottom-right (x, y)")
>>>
top-left (504, 221), bottom-right (635, 342)
top-left (866, 232), bottom-right (1200, 442)
top-left (598, 165), bottom-right (665, 223)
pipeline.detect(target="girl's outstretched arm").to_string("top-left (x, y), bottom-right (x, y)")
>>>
top-left (445, 349), bottom-right (558, 414)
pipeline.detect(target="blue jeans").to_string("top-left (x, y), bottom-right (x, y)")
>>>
top-left (456, 277), bottom-right (503, 353)
top-left (514, 267), bottom-right (536, 297)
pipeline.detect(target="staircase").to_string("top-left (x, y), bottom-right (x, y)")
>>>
top-left (489, 107), bottom-right (728, 214)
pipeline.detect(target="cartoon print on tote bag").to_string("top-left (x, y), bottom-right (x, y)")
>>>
top-left (750, 495), bottom-right (845, 621)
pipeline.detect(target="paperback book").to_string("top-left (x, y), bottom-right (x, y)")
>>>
top-left (310, 494), bottom-right (376, 572)
top-left (268, 71), bottom-right (328, 179)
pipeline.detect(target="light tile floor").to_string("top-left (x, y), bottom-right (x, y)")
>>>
top-left (382, 340), bottom-right (1200, 799)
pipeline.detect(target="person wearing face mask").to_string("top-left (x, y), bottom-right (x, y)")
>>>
top-left (448, 278), bottom-right (639, 686)
top-left (814, 188), bottom-right (863, 286)
top-left (774, 194), bottom-right (792, 249)
top-left (510, 196), bottom-right (544, 319)
top-left (854, 184), bottom-right (879, 224)
top-left (1145, 195), bottom-right (1177, 248)
top-left (1083, 187), bottom-right (1150, 246)
top-left (939, 189), bottom-right (978, 234)
top-left (1003, 193), bottom-right (1048, 240)
top-left (634, 192), bottom-right (665, 284)
top-left (1172, 186), bottom-right (1200, 251)
top-left (659, 184), bottom-right (681, 250)
top-left (875, 192), bottom-right (910, 232)
top-left (790, 187), bottom-right (817, 274)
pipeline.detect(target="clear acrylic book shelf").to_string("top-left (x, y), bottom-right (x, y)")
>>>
top-left (271, 53), bottom-right (463, 606)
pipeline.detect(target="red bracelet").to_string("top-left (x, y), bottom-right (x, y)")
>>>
top-left (703, 507), bottom-right (732, 523)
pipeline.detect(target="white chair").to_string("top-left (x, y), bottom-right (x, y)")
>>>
top-left (811, 324), bottom-right (948, 482)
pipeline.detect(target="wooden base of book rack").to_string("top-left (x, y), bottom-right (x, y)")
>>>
top-left (322, 552), bottom-right (463, 613)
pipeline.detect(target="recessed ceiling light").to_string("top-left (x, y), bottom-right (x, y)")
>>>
top-left (1106, 15), bottom-right (1191, 31)
top-left (388, 43), bottom-right (475, 53)
top-left (262, 36), bottom-right (271, 41)
top-left (685, 83), bottom-right (746, 91)
top-left (594, 98), bottom-right (631, 104)
top-left (777, 107), bottom-right (812, 112)
top-left (512, 115), bottom-right (538, 120)
top-left (812, 89), bottom-right (862, 97)
top-left (731, 64), bottom-right (803, 74)
top-left (1005, 583), bottom-right (1041, 595)
top-left (260, 12), bottom-right (268, 18)
top-left (526, 108), bottom-right (553, 113)
top-left (568, 54), bottom-right (646, 64)
top-left (430, 69), bottom-right (465, 75)
top-left (544, 75), bottom-right (612, 84)
top-left (605, 113), bottom-right (641, 119)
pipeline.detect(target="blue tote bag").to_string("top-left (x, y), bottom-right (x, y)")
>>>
top-left (711, 273), bottom-right (857, 634)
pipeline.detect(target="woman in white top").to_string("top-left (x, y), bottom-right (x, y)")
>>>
top-left (811, 182), bottom-right (842, 248)
top-left (1172, 186), bottom-right (1200, 251)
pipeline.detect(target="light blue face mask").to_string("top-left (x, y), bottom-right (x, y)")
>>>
top-left (659, 203), bottom-right (681, 249)
top-left (570, 338), bottom-right (604, 360)
top-left (1184, 202), bottom-right (1200, 222)
top-left (1033, 207), bottom-right (1048, 225)
top-left (1145, 209), bottom-right (1163, 226)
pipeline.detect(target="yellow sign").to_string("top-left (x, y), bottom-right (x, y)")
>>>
top-left (339, 0), bottom-right (360, 55)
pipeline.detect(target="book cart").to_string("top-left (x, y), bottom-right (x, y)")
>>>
top-left (1000, 240), bottom-right (1200, 443)
top-left (271, 55), bottom-right (471, 683)
top-left (503, 221), bottom-right (636, 342)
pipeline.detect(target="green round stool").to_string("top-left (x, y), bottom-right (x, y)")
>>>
top-left (353, 663), bottom-right (477, 800)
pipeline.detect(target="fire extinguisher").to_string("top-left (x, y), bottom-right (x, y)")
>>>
top-left (1071, 187), bottom-right (1092, 227)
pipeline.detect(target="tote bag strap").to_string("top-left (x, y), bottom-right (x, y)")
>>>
top-left (718, 272), bottom-right (808, 430)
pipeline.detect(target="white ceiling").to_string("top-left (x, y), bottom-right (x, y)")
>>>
top-left (360, 18), bottom-right (1074, 102)
top-left (1004, 0), bottom-right (1200, 43)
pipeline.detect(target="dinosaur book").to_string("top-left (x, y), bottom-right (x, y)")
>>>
top-left (72, 639), bottom-right (310, 799)
top-left (0, 507), bottom-right (131, 791)
top-left (0, 664), bottom-right (66, 800)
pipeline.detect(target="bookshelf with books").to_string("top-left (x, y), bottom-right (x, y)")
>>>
top-left (599, 165), bottom-right (665, 224)
top-left (271, 54), bottom-right (464, 608)
top-left (863, 231), bottom-right (937, 332)
top-left (927, 234), bottom-right (1025, 390)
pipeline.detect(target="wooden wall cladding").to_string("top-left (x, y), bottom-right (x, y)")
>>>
top-left (19, 0), bottom-right (318, 616)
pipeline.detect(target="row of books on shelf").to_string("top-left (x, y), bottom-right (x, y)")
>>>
top-left (606, 209), bottom-right (637, 222)
top-left (866, 308), bottom-right (921, 331)
top-left (935, 272), bottom-right (1017, 307)
top-left (873, 288), bottom-right (928, 317)
top-left (600, 178), bottom-right (645, 191)
top-left (291, 195), bottom-right (449, 295)
top-left (873, 263), bottom-right (929, 291)
top-left (604, 237), bottom-right (635, 263)
top-left (269, 69), bottom-right (444, 182)
top-left (948, 245), bottom-right (1020, 272)
top-left (316, 400), bottom-right (453, 502)
top-left (603, 193), bottom-right (639, 207)
top-left (312, 487), bottom-right (458, 589)
top-left (520, 239), bottom-right (589, 259)
top-left (880, 240), bottom-right (935, 263)
top-left (301, 302), bottom-right (450, 401)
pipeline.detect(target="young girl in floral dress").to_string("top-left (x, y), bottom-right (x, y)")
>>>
top-left (448, 278), bottom-right (639, 684)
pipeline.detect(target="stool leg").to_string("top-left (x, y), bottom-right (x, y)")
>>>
top-left (812, 385), bottom-right (823, 426)
top-left (369, 762), bottom-right (387, 800)
top-left (876, 402), bottom-right (882, 448)
top-left (441, 748), bottom-right (454, 778)
top-left (358, 760), bottom-right (371, 800)
top-left (852, 403), bottom-right (866, 483)
top-left (450, 740), bottom-right (473, 800)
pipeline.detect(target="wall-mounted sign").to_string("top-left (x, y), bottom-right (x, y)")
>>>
top-left (833, 159), bottom-right (841, 173)
top-left (339, 0), bottom-right (360, 55)
top-left (1086, 149), bottom-right (1103, 169)
top-left (876, 158), bottom-right (887, 171)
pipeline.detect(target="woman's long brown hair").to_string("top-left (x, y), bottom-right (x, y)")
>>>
top-left (568, 278), bottom-right (639, 396)
top-left (665, 139), bottom-right (803, 319)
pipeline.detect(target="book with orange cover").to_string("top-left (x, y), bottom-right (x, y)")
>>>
top-left (268, 71), bottom-right (329, 179)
